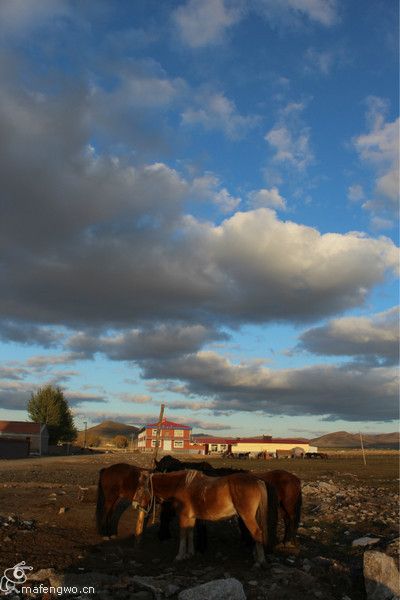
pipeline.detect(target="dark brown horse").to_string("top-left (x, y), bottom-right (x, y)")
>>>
top-left (256, 469), bottom-right (302, 544)
top-left (96, 462), bottom-right (146, 538)
top-left (155, 456), bottom-right (301, 545)
top-left (132, 470), bottom-right (273, 565)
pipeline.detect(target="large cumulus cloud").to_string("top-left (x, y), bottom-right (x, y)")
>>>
top-left (141, 351), bottom-right (398, 421)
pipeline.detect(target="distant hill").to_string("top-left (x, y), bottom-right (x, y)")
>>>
top-left (311, 431), bottom-right (399, 448)
top-left (77, 420), bottom-right (139, 443)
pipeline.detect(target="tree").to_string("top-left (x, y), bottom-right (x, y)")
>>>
top-left (28, 385), bottom-right (77, 445)
top-left (114, 435), bottom-right (128, 448)
top-left (87, 435), bottom-right (101, 448)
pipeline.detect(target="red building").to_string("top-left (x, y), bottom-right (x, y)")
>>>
top-left (136, 417), bottom-right (192, 452)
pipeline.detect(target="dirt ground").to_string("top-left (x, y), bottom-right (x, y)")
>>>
top-left (0, 451), bottom-right (398, 599)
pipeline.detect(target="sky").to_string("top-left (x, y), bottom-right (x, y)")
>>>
top-left (0, 0), bottom-right (398, 438)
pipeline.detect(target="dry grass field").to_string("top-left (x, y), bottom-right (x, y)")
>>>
top-left (0, 451), bottom-right (398, 599)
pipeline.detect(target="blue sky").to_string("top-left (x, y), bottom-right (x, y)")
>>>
top-left (0, 0), bottom-right (398, 437)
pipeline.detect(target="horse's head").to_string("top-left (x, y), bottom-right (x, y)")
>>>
top-left (153, 455), bottom-right (182, 473)
top-left (131, 470), bottom-right (153, 512)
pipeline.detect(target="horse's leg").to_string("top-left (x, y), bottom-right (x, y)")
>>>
top-left (281, 500), bottom-right (297, 545)
top-left (282, 512), bottom-right (292, 544)
top-left (158, 501), bottom-right (174, 541)
top-left (176, 515), bottom-right (196, 561)
top-left (110, 498), bottom-right (131, 537)
top-left (187, 527), bottom-right (195, 557)
top-left (238, 512), bottom-right (266, 566)
top-left (194, 520), bottom-right (207, 553)
top-left (176, 528), bottom-right (188, 561)
top-left (237, 516), bottom-right (254, 547)
top-left (102, 496), bottom-right (119, 538)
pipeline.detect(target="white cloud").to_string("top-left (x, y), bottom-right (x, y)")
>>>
top-left (304, 48), bottom-right (334, 74)
top-left (120, 393), bottom-right (153, 404)
top-left (256, 0), bottom-right (338, 27)
top-left (353, 97), bottom-right (399, 220)
top-left (265, 102), bottom-right (313, 171)
top-left (248, 187), bottom-right (287, 210)
top-left (347, 184), bottom-right (364, 203)
top-left (182, 91), bottom-right (258, 139)
top-left (172, 0), bottom-right (338, 50)
top-left (299, 306), bottom-right (399, 365)
top-left (173, 0), bottom-right (241, 48)
top-left (190, 173), bottom-right (241, 212)
top-left (266, 126), bottom-right (312, 170)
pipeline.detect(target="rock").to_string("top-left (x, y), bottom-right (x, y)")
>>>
top-left (386, 538), bottom-right (400, 559)
top-left (133, 576), bottom-right (164, 600)
top-left (165, 584), bottom-right (180, 597)
top-left (313, 556), bottom-right (333, 568)
top-left (352, 536), bottom-right (380, 547)
top-left (316, 482), bottom-right (338, 493)
top-left (132, 593), bottom-right (154, 600)
top-left (363, 550), bottom-right (400, 600)
top-left (302, 559), bottom-right (312, 573)
top-left (178, 578), bottom-right (246, 600)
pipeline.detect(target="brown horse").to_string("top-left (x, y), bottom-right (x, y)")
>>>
top-left (255, 469), bottom-right (302, 544)
top-left (132, 470), bottom-right (273, 565)
top-left (96, 462), bottom-right (146, 538)
top-left (155, 456), bottom-right (302, 545)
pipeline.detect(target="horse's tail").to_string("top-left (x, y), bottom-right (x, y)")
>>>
top-left (255, 480), bottom-right (269, 547)
top-left (264, 481), bottom-right (278, 550)
top-left (293, 484), bottom-right (303, 535)
top-left (96, 468), bottom-right (106, 535)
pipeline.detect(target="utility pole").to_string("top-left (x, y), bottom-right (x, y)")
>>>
top-left (152, 403), bottom-right (165, 468)
top-left (135, 403), bottom-right (165, 541)
top-left (359, 431), bottom-right (366, 466)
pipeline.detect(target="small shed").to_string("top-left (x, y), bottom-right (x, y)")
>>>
top-left (0, 421), bottom-right (49, 455)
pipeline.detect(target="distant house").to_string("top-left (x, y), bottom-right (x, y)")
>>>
top-left (197, 435), bottom-right (317, 457)
top-left (136, 418), bottom-right (192, 453)
top-left (0, 421), bottom-right (49, 455)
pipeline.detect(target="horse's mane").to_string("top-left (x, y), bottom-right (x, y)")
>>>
top-left (184, 469), bottom-right (200, 486)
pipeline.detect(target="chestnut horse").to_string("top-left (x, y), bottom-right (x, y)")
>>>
top-left (256, 469), bottom-right (302, 544)
top-left (132, 470), bottom-right (273, 565)
top-left (155, 456), bottom-right (302, 545)
top-left (96, 462), bottom-right (146, 537)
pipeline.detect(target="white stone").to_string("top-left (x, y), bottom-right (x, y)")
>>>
top-left (178, 578), bottom-right (246, 600)
top-left (352, 537), bottom-right (380, 547)
top-left (363, 550), bottom-right (400, 600)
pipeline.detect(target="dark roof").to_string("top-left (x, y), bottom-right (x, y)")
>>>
top-left (0, 421), bottom-right (48, 435)
top-left (145, 417), bottom-right (191, 430)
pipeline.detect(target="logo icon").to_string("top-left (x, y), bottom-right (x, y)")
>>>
top-left (0, 562), bottom-right (33, 595)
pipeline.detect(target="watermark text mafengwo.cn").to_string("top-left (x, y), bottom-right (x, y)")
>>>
top-left (21, 584), bottom-right (95, 597)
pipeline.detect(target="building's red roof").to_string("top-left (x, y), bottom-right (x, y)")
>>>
top-left (145, 417), bottom-right (191, 430)
top-left (0, 421), bottom-right (47, 435)
top-left (198, 436), bottom-right (308, 445)
top-left (196, 437), bottom-right (236, 444)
